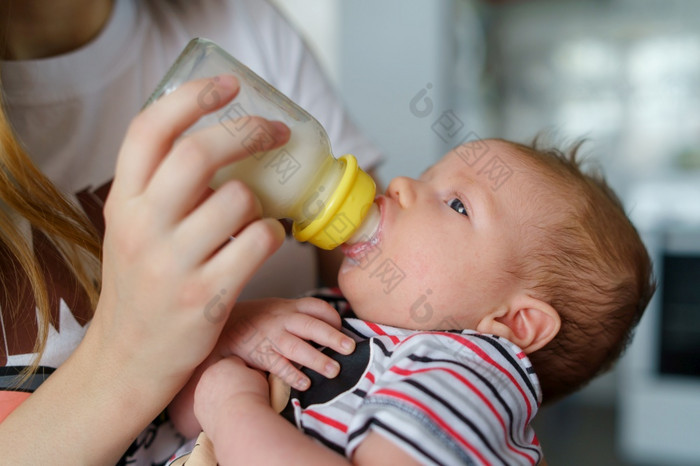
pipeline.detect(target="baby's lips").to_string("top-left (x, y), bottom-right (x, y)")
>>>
top-left (340, 232), bottom-right (378, 261)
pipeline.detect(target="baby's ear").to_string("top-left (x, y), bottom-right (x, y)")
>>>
top-left (476, 295), bottom-right (560, 354)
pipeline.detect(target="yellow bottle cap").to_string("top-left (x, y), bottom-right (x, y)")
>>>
top-left (292, 154), bottom-right (376, 250)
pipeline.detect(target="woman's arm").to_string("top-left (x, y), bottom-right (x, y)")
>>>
top-left (0, 76), bottom-right (287, 464)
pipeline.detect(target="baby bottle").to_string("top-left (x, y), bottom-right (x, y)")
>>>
top-left (145, 38), bottom-right (379, 250)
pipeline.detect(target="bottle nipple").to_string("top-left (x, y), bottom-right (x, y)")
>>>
top-left (345, 203), bottom-right (380, 245)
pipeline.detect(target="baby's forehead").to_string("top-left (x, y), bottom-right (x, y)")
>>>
top-left (430, 139), bottom-right (536, 182)
top-left (448, 139), bottom-right (526, 164)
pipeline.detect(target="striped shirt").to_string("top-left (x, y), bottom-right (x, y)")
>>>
top-left (280, 292), bottom-right (544, 465)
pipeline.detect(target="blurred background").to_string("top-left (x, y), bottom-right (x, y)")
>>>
top-left (270, 0), bottom-right (700, 464)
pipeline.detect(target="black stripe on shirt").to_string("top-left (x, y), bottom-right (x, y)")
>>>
top-left (342, 319), bottom-right (371, 340)
top-left (302, 426), bottom-right (346, 455)
top-left (348, 417), bottom-right (457, 465)
top-left (353, 389), bottom-right (368, 398)
top-left (372, 338), bottom-right (393, 358)
top-left (402, 378), bottom-right (509, 465)
top-left (471, 333), bottom-right (539, 402)
top-left (408, 354), bottom-right (541, 458)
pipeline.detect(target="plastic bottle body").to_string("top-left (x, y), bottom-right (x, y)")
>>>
top-left (210, 122), bottom-right (343, 225)
top-left (146, 38), bottom-right (377, 249)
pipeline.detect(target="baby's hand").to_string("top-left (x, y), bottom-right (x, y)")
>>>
top-left (218, 297), bottom-right (356, 391)
top-left (168, 297), bottom-right (355, 437)
top-left (194, 356), bottom-right (270, 438)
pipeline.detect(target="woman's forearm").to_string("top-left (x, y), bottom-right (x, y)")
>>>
top-left (0, 325), bottom-right (182, 464)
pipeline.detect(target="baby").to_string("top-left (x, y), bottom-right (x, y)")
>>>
top-left (169, 138), bottom-right (655, 465)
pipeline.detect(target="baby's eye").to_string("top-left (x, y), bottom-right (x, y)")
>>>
top-left (447, 198), bottom-right (469, 217)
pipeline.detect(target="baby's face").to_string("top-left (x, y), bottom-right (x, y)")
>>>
top-left (338, 139), bottom-right (540, 330)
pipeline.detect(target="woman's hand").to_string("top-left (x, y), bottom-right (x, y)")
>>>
top-left (91, 75), bottom-right (289, 398)
top-left (0, 76), bottom-right (290, 465)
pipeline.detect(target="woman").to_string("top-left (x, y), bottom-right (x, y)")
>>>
top-left (0, 0), bottom-right (380, 462)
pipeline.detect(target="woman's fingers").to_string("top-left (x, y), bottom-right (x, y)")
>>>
top-left (201, 218), bottom-right (286, 301)
top-left (173, 180), bottom-right (262, 267)
top-left (146, 117), bottom-right (290, 224)
top-left (114, 75), bottom-right (240, 199)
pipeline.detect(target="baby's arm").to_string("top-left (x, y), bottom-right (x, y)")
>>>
top-left (169, 297), bottom-right (356, 437)
top-left (194, 357), bottom-right (420, 466)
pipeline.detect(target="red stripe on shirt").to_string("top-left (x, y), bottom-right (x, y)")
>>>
top-left (375, 388), bottom-right (491, 465)
top-left (364, 321), bottom-right (401, 345)
top-left (390, 365), bottom-right (536, 464)
top-left (444, 334), bottom-right (534, 424)
top-left (305, 409), bottom-right (348, 433)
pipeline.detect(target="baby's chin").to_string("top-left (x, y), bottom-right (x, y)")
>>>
top-left (336, 270), bottom-right (353, 301)
top-left (337, 270), bottom-right (408, 326)
top-left (336, 275), bottom-right (372, 318)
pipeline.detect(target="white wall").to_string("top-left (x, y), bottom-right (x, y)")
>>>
top-left (269, 0), bottom-right (342, 86)
top-left (338, 0), bottom-right (459, 183)
top-left (271, 0), bottom-right (473, 184)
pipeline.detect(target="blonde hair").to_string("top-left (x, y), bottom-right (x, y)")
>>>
top-left (505, 138), bottom-right (655, 403)
top-left (0, 84), bottom-right (102, 383)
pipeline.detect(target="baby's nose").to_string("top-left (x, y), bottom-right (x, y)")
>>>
top-left (386, 176), bottom-right (417, 207)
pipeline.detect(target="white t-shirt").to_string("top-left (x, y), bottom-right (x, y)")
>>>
top-left (0, 0), bottom-right (381, 463)
top-left (2, 0), bottom-right (381, 301)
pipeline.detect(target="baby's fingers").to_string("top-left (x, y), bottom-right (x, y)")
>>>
top-left (272, 333), bottom-right (341, 383)
top-left (248, 341), bottom-right (312, 392)
top-left (285, 311), bottom-right (355, 356)
top-left (294, 297), bottom-right (343, 328)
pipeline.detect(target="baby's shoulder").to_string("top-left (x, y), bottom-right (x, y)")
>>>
top-left (393, 330), bottom-right (523, 364)
top-left (366, 328), bottom-right (537, 391)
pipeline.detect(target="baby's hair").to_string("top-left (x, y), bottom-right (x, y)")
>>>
top-left (502, 137), bottom-right (655, 403)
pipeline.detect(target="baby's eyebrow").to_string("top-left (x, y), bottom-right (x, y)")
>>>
top-left (472, 177), bottom-right (498, 219)
top-left (455, 165), bottom-right (496, 220)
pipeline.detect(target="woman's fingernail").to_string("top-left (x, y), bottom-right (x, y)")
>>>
top-left (270, 120), bottom-right (290, 142)
top-left (217, 74), bottom-right (237, 91)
